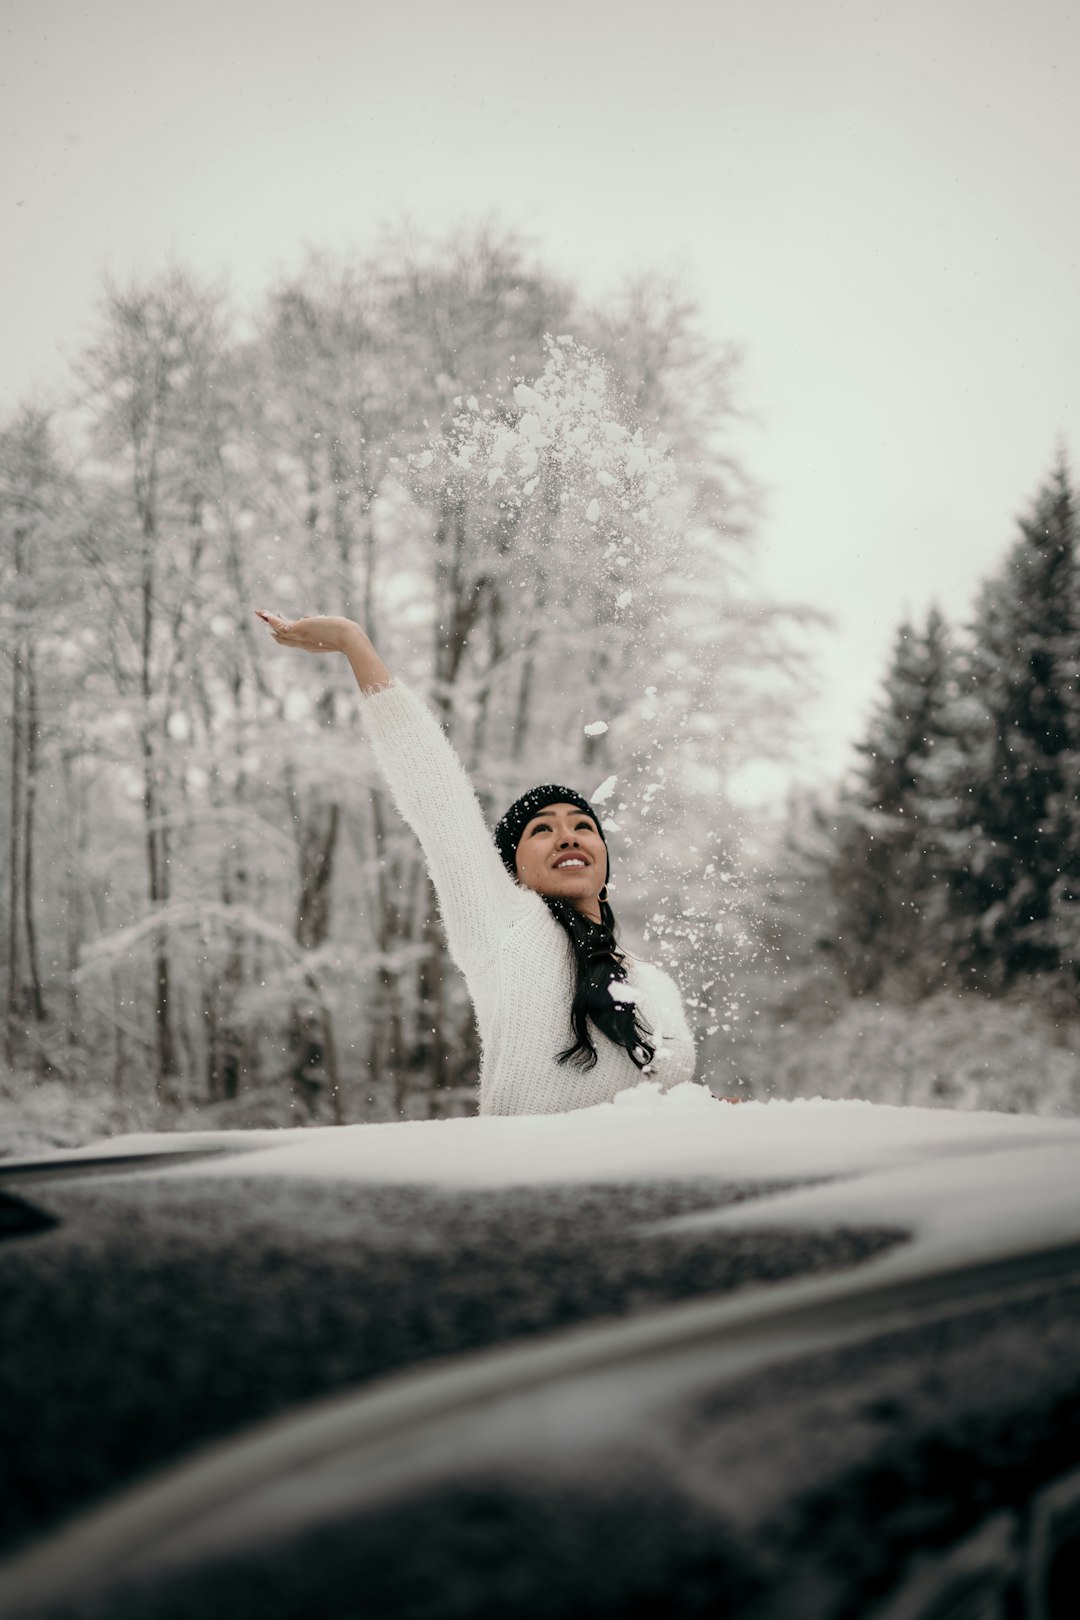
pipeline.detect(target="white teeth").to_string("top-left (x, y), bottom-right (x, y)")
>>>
top-left (556, 859), bottom-right (586, 868)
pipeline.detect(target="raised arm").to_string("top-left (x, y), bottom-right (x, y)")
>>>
top-left (255, 611), bottom-right (534, 969)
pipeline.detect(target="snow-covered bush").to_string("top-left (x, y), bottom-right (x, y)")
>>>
top-left (742, 991), bottom-right (1080, 1116)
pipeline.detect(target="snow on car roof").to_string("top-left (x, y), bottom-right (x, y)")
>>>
top-left (22, 1081), bottom-right (1077, 1187)
top-left (18, 1082), bottom-right (1079, 1289)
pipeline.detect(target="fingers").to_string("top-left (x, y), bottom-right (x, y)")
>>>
top-left (255, 609), bottom-right (327, 651)
top-left (255, 609), bottom-right (293, 639)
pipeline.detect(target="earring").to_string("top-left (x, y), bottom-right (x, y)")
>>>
top-left (599, 884), bottom-right (609, 902)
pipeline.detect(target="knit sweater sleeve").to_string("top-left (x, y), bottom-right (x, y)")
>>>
top-left (357, 678), bottom-right (534, 970)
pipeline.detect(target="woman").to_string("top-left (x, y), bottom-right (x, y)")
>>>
top-left (255, 609), bottom-right (696, 1116)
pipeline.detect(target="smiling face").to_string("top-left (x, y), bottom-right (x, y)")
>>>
top-left (513, 802), bottom-right (608, 922)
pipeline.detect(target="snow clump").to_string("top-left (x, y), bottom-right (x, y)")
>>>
top-left (611, 1079), bottom-right (719, 1109)
top-left (406, 336), bottom-right (680, 618)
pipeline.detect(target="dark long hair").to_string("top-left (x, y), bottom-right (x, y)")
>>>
top-left (542, 894), bottom-right (656, 1072)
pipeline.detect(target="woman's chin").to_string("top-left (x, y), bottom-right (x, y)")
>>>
top-left (553, 882), bottom-right (599, 904)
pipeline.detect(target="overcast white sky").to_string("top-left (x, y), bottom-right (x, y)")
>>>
top-left (4, 0), bottom-right (1078, 809)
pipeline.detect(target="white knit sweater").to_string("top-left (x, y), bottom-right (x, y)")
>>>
top-left (358, 679), bottom-right (696, 1116)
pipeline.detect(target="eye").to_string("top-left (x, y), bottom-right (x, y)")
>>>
top-left (530, 823), bottom-right (550, 835)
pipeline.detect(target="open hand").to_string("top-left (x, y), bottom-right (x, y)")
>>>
top-left (254, 611), bottom-right (358, 654)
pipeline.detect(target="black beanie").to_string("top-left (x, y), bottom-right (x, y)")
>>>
top-left (495, 785), bottom-right (609, 884)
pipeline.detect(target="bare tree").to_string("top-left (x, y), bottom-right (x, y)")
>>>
top-left (72, 267), bottom-right (235, 1102)
top-left (0, 409), bottom-right (68, 1071)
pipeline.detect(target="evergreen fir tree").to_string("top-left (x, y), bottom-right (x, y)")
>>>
top-left (755, 785), bottom-right (847, 1026)
top-left (826, 607), bottom-right (955, 996)
top-left (941, 454), bottom-right (1080, 990)
top-left (906, 632), bottom-right (988, 991)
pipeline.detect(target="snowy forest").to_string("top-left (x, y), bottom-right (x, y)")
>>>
top-left (2, 227), bottom-right (1079, 1151)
